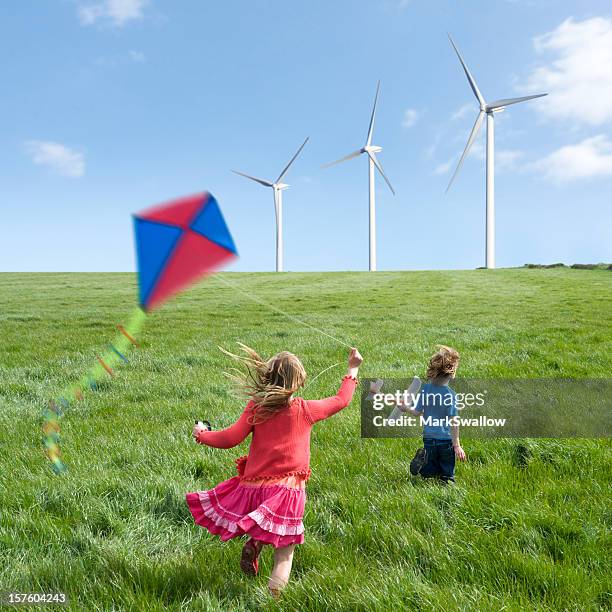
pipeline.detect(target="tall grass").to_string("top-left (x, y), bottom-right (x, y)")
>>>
top-left (1, 270), bottom-right (610, 610)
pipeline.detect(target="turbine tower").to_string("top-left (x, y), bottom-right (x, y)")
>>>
top-left (232, 137), bottom-right (309, 272)
top-left (323, 82), bottom-right (395, 272)
top-left (446, 34), bottom-right (547, 269)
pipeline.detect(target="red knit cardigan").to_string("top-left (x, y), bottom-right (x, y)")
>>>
top-left (196, 376), bottom-right (358, 481)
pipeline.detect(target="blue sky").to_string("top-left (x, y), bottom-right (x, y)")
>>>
top-left (1, 0), bottom-right (611, 272)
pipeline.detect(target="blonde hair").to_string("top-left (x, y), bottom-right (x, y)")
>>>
top-left (221, 343), bottom-right (307, 424)
top-left (426, 345), bottom-right (460, 380)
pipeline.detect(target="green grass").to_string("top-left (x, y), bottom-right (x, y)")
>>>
top-left (1, 270), bottom-right (611, 611)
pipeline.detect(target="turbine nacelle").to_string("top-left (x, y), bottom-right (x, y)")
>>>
top-left (273, 182), bottom-right (290, 191)
top-left (363, 145), bottom-right (382, 154)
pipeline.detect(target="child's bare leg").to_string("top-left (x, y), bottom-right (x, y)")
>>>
top-left (268, 544), bottom-right (296, 596)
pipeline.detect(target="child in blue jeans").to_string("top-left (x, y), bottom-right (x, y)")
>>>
top-left (407, 346), bottom-right (467, 483)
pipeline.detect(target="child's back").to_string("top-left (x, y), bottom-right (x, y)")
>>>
top-left (199, 378), bottom-right (358, 481)
top-left (417, 382), bottom-right (457, 440)
top-left (409, 346), bottom-right (466, 483)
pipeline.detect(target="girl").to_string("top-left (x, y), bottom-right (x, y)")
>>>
top-left (186, 345), bottom-right (363, 597)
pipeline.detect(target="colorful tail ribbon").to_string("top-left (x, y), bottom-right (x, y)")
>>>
top-left (42, 307), bottom-right (147, 474)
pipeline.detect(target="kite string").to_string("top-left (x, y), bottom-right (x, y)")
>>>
top-left (303, 362), bottom-right (341, 389)
top-left (214, 273), bottom-right (353, 349)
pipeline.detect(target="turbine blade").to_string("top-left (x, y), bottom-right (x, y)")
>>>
top-left (276, 136), bottom-right (310, 183)
top-left (322, 149), bottom-right (363, 169)
top-left (445, 110), bottom-right (485, 193)
top-left (487, 93), bottom-right (548, 110)
top-left (231, 170), bottom-right (273, 187)
top-left (366, 81), bottom-right (381, 146)
top-left (448, 34), bottom-right (485, 107)
top-left (367, 151), bottom-right (395, 196)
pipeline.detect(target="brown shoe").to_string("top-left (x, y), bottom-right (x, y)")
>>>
top-left (410, 447), bottom-right (427, 476)
top-left (240, 538), bottom-right (262, 576)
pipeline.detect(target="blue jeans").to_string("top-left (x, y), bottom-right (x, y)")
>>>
top-left (420, 438), bottom-right (455, 482)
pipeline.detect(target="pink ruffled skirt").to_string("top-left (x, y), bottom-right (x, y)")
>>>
top-left (185, 474), bottom-right (306, 548)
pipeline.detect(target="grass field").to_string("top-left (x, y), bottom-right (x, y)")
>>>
top-left (1, 270), bottom-right (611, 611)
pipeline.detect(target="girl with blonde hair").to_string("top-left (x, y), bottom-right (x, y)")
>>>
top-left (186, 345), bottom-right (363, 597)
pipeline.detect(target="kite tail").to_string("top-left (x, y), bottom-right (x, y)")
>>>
top-left (42, 307), bottom-right (148, 474)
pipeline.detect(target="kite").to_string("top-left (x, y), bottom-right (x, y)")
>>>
top-left (134, 192), bottom-right (238, 311)
top-left (42, 191), bottom-right (238, 474)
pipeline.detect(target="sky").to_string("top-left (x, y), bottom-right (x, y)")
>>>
top-left (1, 0), bottom-right (611, 272)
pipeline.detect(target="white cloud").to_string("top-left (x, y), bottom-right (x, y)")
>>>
top-left (94, 50), bottom-right (147, 67)
top-left (401, 108), bottom-right (419, 129)
top-left (78, 5), bottom-right (104, 24)
top-left (524, 17), bottom-right (612, 125)
top-left (470, 138), bottom-right (485, 161)
top-left (434, 158), bottom-right (454, 175)
top-left (129, 49), bottom-right (146, 63)
top-left (425, 131), bottom-right (442, 159)
top-left (78, 0), bottom-right (148, 27)
top-left (532, 135), bottom-right (612, 182)
top-left (497, 149), bottom-right (524, 171)
top-left (24, 141), bottom-right (85, 178)
top-left (451, 103), bottom-right (473, 121)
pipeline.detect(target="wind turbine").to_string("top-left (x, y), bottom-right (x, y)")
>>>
top-left (323, 81), bottom-right (395, 272)
top-left (232, 137), bottom-right (309, 272)
top-left (446, 34), bottom-right (547, 269)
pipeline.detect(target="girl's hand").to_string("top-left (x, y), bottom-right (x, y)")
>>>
top-left (348, 348), bottom-right (363, 369)
top-left (192, 423), bottom-right (207, 441)
top-left (347, 347), bottom-right (363, 379)
top-left (454, 444), bottom-right (467, 462)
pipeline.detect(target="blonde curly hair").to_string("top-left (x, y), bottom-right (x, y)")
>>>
top-left (221, 343), bottom-right (307, 424)
top-left (426, 345), bottom-right (460, 381)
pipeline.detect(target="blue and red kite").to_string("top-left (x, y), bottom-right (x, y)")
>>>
top-left (44, 191), bottom-right (237, 475)
top-left (134, 192), bottom-right (237, 310)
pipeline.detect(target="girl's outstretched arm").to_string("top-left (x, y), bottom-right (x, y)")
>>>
top-left (193, 402), bottom-right (254, 449)
top-left (305, 348), bottom-right (363, 424)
